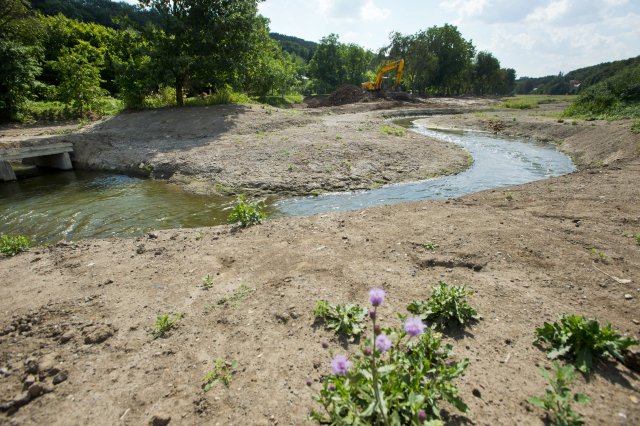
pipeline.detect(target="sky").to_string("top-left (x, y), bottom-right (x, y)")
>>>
top-left (120, 0), bottom-right (640, 78)
top-left (256, 0), bottom-right (640, 78)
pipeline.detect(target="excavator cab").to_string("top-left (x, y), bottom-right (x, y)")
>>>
top-left (361, 59), bottom-right (404, 92)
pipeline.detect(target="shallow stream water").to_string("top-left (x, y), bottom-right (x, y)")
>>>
top-left (0, 120), bottom-right (575, 243)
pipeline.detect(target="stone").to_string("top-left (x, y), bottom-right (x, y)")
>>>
top-left (150, 414), bottom-right (171, 426)
top-left (83, 324), bottom-right (114, 344)
top-left (23, 374), bottom-right (36, 390)
top-left (24, 357), bottom-right (38, 374)
top-left (38, 353), bottom-right (60, 377)
top-left (52, 370), bottom-right (68, 385)
top-left (27, 382), bottom-right (53, 398)
top-left (59, 330), bottom-right (76, 344)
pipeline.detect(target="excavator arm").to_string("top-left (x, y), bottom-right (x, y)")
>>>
top-left (362, 59), bottom-right (404, 91)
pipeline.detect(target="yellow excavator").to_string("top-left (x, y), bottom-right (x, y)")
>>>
top-left (361, 59), bottom-right (405, 91)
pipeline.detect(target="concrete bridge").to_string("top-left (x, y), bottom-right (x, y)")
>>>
top-left (0, 141), bottom-right (74, 182)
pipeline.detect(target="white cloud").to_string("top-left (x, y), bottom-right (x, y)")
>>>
top-left (525, 0), bottom-right (571, 23)
top-left (360, 0), bottom-right (390, 21)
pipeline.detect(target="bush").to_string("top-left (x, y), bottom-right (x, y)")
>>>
top-left (0, 235), bottom-right (32, 257)
top-left (143, 86), bottom-right (177, 108)
top-left (227, 195), bottom-right (266, 227)
top-left (314, 300), bottom-right (367, 337)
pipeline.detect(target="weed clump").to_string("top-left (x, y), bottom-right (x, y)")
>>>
top-left (314, 300), bottom-right (367, 338)
top-left (152, 313), bottom-right (182, 339)
top-left (380, 125), bottom-right (406, 137)
top-left (0, 235), bottom-right (31, 257)
top-left (203, 358), bottom-right (238, 391)
top-left (227, 195), bottom-right (266, 227)
top-left (407, 281), bottom-right (478, 329)
top-left (535, 314), bottom-right (638, 373)
top-left (528, 362), bottom-right (591, 426)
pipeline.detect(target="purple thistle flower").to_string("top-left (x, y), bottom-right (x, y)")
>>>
top-left (404, 317), bottom-right (425, 337)
top-left (330, 355), bottom-right (352, 376)
top-left (418, 409), bottom-right (427, 421)
top-left (363, 347), bottom-right (373, 356)
top-left (369, 288), bottom-right (385, 307)
top-left (375, 333), bottom-right (392, 352)
top-left (368, 309), bottom-right (376, 319)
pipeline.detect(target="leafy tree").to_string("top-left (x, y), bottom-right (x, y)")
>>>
top-left (140, 0), bottom-right (263, 106)
top-left (308, 34), bottom-right (345, 93)
top-left (473, 51), bottom-right (501, 95)
top-left (0, 0), bottom-right (29, 35)
top-left (0, 39), bottom-right (42, 119)
top-left (424, 24), bottom-right (475, 95)
top-left (52, 40), bottom-right (106, 112)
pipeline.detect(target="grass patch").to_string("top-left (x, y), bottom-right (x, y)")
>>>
top-left (152, 312), bottom-right (182, 339)
top-left (253, 94), bottom-right (303, 108)
top-left (219, 282), bottom-right (255, 308)
top-left (501, 97), bottom-right (538, 109)
top-left (380, 125), bottom-right (406, 137)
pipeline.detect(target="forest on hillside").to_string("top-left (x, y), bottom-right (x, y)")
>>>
top-left (2, 0), bottom-right (516, 121)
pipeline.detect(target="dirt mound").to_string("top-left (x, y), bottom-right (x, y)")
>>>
top-left (327, 85), bottom-right (372, 106)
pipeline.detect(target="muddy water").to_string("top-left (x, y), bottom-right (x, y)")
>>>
top-left (275, 122), bottom-right (576, 216)
top-left (0, 122), bottom-right (575, 243)
top-left (0, 171), bottom-right (254, 243)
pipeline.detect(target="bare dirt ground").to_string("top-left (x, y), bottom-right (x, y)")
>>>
top-left (1, 99), bottom-right (639, 425)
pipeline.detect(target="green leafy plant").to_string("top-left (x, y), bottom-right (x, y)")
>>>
top-left (0, 235), bottom-right (32, 257)
top-left (312, 289), bottom-right (469, 424)
top-left (152, 313), bottom-right (182, 339)
top-left (227, 195), bottom-right (266, 227)
top-left (634, 233), bottom-right (640, 245)
top-left (314, 300), bottom-right (367, 337)
top-left (631, 120), bottom-right (640, 134)
top-left (407, 281), bottom-right (478, 329)
top-left (528, 362), bottom-right (591, 426)
top-left (200, 274), bottom-right (214, 290)
top-left (535, 314), bottom-right (638, 373)
top-left (202, 358), bottom-right (238, 392)
top-left (421, 242), bottom-right (439, 251)
top-left (505, 191), bottom-right (514, 201)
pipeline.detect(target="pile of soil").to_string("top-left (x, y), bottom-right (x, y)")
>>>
top-left (326, 84), bottom-right (373, 106)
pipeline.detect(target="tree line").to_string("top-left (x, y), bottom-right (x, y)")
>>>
top-left (1, 0), bottom-right (516, 122)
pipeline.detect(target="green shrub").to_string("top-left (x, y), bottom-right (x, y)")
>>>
top-left (227, 195), bottom-right (266, 227)
top-left (528, 362), bottom-right (591, 426)
top-left (0, 235), bottom-right (31, 257)
top-left (535, 314), bottom-right (638, 373)
top-left (631, 120), bottom-right (640, 134)
top-left (143, 85), bottom-right (177, 108)
top-left (407, 281), bottom-right (478, 329)
top-left (312, 288), bottom-right (468, 424)
top-left (314, 300), bottom-right (367, 337)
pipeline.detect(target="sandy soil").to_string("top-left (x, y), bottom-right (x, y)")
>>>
top-left (40, 102), bottom-right (476, 196)
top-left (1, 99), bottom-right (639, 425)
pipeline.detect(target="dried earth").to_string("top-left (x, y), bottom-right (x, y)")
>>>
top-left (1, 99), bottom-right (639, 426)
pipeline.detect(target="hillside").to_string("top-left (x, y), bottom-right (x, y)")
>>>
top-left (515, 55), bottom-right (640, 95)
top-left (270, 32), bottom-right (317, 62)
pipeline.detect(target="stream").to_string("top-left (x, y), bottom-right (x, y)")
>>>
top-left (0, 120), bottom-right (576, 243)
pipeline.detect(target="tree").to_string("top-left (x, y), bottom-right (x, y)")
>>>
top-left (52, 40), bottom-right (106, 112)
top-left (308, 34), bottom-right (345, 93)
top-left (0, 39), bottom-right (41, 119)
top-left (0, 0), bottom-right (29, 35)
top-left (473, 51), bottom-right (501, 95)
top-left (140, 0), bottom-right (262, 106)
top-left (424, 24), bottom-right (475, 95)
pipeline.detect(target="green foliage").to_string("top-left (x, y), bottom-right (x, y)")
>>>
top-left (535, 314), bottom-right (639, 373)
top-left (528, 363), bottom-right (591, 426)
top-left (152, 312), bottom-right (182, 339)
top-left (227, 195), bottom-right (266, 227)
top-left (380, 125), bottom-right (406, 137)
top-left (631, 120), bottom-right (640, 134)
top-left (52, 40), bottom-right (107, 113)
top-left (0, 39), bottom-right (42, 120)
top-left (501, 97), bottom-right (539, 109)
top-left (222, 282), bottom-right (255, 308)
top-left (563, 62), bottom-right (640, 119)
top-left (589, 248), bottom-right (607, 263)
top-left (634, 233), bottom-right (640, 245)
top-left (202, 358), bottom-right (238, 391)
top-left (0, 235), bottom-right (32, 257)
top-left (407, 281), bottom-right (478, 329)
top-left (143, 86), bottom-right (177, 108)
top-left (505, 191), bottom-right (514, 201)
top-left (312, 320), bottom-right (469, 424)
top-left (421, 242), bottom-right (439, 251)
top-left (314, 300), bottom-right (367, 337)
top-left (185, 85), bottom-right (254, 107)
top-left (200, 274), bottom-right (214, 290)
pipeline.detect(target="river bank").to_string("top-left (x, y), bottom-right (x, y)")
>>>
top-left (1, 99), bottom-right (639, 425)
